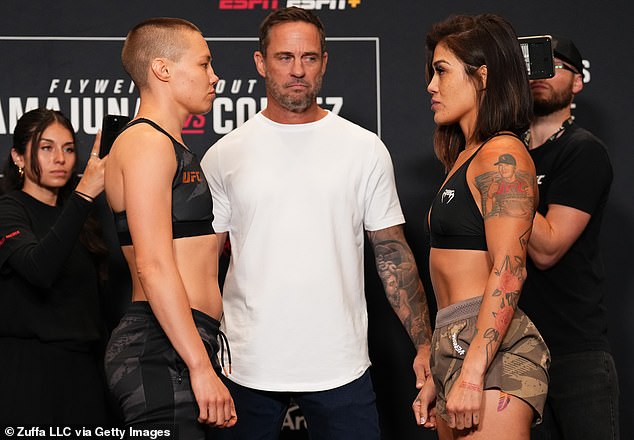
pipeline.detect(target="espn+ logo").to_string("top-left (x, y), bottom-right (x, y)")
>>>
top-left (219, 0), bottom-right (363, 10)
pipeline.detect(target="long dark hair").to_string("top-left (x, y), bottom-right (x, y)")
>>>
top-left (2, 108), bottom-right (77, 195)
top-left (1, 108), bottom-right (108, 276)
top-left (426, 14), bottom-right (532, 170)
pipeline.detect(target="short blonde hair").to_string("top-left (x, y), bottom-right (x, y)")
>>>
top-left (122, 17), bottom-right (202, 89)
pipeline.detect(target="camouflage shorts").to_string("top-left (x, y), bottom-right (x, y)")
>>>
top-left (104, 301), bottom-right (225, 439)
top-left (430, 296), bottom-right (550, 425)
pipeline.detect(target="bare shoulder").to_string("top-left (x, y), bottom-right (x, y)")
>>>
top-left (469, 134), bottom-right (537, 219)
top-left (111, 123), bottom-right (176, 174)
top-left (472, 134), bottom-right (534, 174)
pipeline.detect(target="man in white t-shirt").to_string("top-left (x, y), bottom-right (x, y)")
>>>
top-left (201, 7), bottom-right (432, 439)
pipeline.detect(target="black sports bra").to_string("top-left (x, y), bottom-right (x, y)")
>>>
top-left (113, 118), bottom-right (214, 246)
top-left (428, 133), bottom-right (518, 251)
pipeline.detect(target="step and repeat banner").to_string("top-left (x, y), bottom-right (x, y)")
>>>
top-left (1, 1), bottom-right (632, 439)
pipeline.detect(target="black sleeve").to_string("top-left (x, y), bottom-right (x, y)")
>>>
top-left (546, 135), bottom-right (613, 215)
top-left (0, 192), bottom-right (93, 288)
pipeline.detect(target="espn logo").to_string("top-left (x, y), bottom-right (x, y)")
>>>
top-left (219, 0), bottom-right (279, 9)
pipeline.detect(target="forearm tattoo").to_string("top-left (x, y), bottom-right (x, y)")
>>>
top-left (459, 381), bottom-right (483, 392)
top-left (519, 225), bottom-right (531, 250)
top-left (483, 327), bottom-right (500, 366)
top-left (369, 231), bottom-right (432, 347)
top-left (492, 255), bottom-right (524, 311)
top-left (483, 254), bottom-right (526, 365)
top-left (475, 153), bottom-right (535, 220)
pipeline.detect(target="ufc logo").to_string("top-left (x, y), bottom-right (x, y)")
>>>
top-left (183, 171), bottom-right (201, 183)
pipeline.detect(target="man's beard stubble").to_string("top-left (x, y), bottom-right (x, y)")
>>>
top-left (533, 84), bottom-right (574, 117)
top-left (266, 76), bottom-right (323, 113)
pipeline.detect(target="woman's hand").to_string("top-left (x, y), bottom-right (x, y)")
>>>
top-left (75, 130), bottom-right (106, 200)
top-left (444, 373), bottom-right (483, 430)
top-left (412, 377), bottom-right (437, 429)
top-left (189, 365), bottom-right (237, 428)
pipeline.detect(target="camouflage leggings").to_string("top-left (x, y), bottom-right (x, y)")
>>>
top-left (430, 296), bottom-right (550, 425)
top-left (104, 301), bottom-right (225, 439)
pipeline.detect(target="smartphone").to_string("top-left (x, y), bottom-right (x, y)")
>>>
top-left (100, 114), bottom-right (131, 158)
top-left (518, 35), bottom-right (554, 80)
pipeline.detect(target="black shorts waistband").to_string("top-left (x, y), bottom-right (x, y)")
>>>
top-left (125, 301), bottom-right (230, 373)
top-left (126, 301), bottom-right (220, 329)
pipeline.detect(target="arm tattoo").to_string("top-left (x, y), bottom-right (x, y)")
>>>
top-left (475, 154), bottom-right (535, 220)
top-left (519, 225), bottom-right (531, 250)
top-left (368, 230), bottom-right (432, 347)
top-left (483, 327), bottom-right (500, 366)
top-left (459, 381), bottom-right (483, 392)
top-left (483, 254), bottom-right (525, 365)
top-left (492, 255), bottom-right (524, 310)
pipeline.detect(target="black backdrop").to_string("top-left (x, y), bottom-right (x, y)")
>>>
top-left (1, 1), bottom-right (632, 439)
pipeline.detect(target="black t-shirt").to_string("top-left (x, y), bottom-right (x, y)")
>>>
top-left (520, 123), bottom-right (613, 355)
top-left (0, 190), bottom-right (102, 348)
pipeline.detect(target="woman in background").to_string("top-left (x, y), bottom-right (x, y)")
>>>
top-left (0, 108), bottom-right (109, 424)
top-left (413, 14), bottom-right (550, 439)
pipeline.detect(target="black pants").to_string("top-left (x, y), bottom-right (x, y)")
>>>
top-left (0, 336), bottom-right (108, 424)
top-left (531, 350), bottom-right (619, 440)
top-left (105, 302), bottom-right (223, 440)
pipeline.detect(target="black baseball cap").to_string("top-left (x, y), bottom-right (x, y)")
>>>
top-left (494, 153), bottom-right (517, 166)
top-left (552, 35), bottom-right (583, 74)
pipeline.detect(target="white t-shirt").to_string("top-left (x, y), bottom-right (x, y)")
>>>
top-left (201, 111), bottom-right (405, 391)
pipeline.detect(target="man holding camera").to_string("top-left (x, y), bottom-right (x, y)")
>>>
top-left (520, 35), bottom-right (619, 439)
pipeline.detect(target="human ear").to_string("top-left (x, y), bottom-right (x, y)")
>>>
top-left (321, 51), bottom-right (329, 75)
top-left (10, 148), bottom-right (23, 167)
top-left (572, 73), bottom-right (584, 94)
top-left (478, 65), bottom-right (488, 90)
top-left (254, 51), bottom-right (266, 78)
top-left (151, 58), bottom-right (170, 82)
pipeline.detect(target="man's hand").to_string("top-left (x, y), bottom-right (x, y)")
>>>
top-left (413, 344), bottom-right (431, 390)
